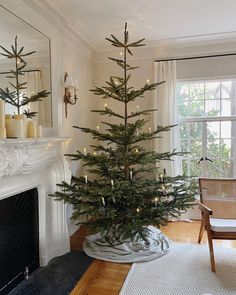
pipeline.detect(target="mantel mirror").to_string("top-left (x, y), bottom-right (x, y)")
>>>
top-left (0, 5), bottom-right (52, 127)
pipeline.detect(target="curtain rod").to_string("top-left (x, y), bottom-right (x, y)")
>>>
top-left (155, 52), bottom-right (236, 62)
top-left (0, 69), bottom-right (41, 75)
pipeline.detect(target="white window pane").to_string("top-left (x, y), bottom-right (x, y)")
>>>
top-left (221, 121), bottom-right (231, 138)
top-left (205, 82), bottom-right (220, 99)
top-left (221, 99), bottom-right (236, 116)
top-left (176, 83), bottom-right (189, 100)
top-left (221, 81), bottom-right (236, 98)
top-left (189, 100), bottom-right (204, 117)
top-left (205, 99), bottom-right (220, 117)
top-left (221, 139), bottom-right (231, 158)
top-left (189, 83), bottom-right (204, 100)
top-left (207, 122), bottom-right (220, 138)
top-left (207, 139), bottom-right (220, 158)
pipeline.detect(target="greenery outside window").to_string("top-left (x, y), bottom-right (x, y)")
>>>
top-left (177, 79), bottom-right (236, 178)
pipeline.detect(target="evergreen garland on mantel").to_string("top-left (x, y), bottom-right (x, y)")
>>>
top-left (53, 23), bottom-right (196, 244)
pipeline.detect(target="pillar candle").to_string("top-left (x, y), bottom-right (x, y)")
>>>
top-left (0, 115), bottom-right (5, 128)
top-left (14, 114), bottom-right (27, 137)
top-left (0, 101), bottom-right (5, 116)
top-left (6, 119), bottom-right (24, 138)
top-left (0, 127), bottom-right (6, 139)
top-left (27, 120), bottom-right (37, 138)
top-left (36, 125), bottom-right (43, 138)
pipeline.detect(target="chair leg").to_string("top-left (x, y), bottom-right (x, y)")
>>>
top-left (206, 229), bottom-right (216, 272)
top-left (198, 219), bottom-right (205, 244)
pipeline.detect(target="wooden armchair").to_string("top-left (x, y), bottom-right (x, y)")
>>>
top-left (198, 178), bottom-right (236, 272)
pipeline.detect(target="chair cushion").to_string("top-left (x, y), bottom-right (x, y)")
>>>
top-left (210, 218), bottom-right (236, 232)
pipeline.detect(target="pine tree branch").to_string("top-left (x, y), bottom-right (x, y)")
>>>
top-left (91, 108), bottom-right (125, 119)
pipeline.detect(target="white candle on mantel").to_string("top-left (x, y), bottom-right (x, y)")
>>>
top-left (14, 114), bottom-right (27, 137)
top-left (36, 125), bottom-right (43, 138)
top-left (6, 119), bottom-right (24, 138)
top-left (0, 101), bottom-right (5, 131)
top-left (85, 175), bottom-right (88, 183)
top-left (0, 101), bottom-right (5, 116)
top-left (0, 115), bottom-right (5, 128)
top-left (0, 127), bottom-right (6, 139)
top-left (27, 120), bottom-right (37, 138)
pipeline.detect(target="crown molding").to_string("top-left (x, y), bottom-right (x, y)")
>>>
top-left (22, 0), bottom-right (98, 51)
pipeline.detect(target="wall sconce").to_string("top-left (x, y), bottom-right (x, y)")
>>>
top-left (64, 72), bottom-right (79, 118)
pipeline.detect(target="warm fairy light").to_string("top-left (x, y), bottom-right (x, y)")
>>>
top-left (154, 197), bottom-right (158, 206)
top-left (136, 105), bottom-right (139, 110)
top-left (96, 125), bottom-right (100, 131)
top-left (135, 148), bottom-right (139, 153)
top-left (93, 152), bottom-right (97, 156)
top-left (104, 103), bottom-right (108, 107)
top-left (83, 147), bottom-right (87, 156)
top-left (146, 79), bottom-right (150, 84)
top-left (159, 174), bottom-right (163, 182)
top-left (115, 80), bottom-right (118, 85)
top-left (120, 52), bottom-right (123, 56)
top-left (130, 170), bottom-right (133, 179)
top-left (17, 58), bottom-right (21, 64)
top-left (148, 127), bottom-right (151, 132)
top-left (136, 208), bottom-right (140, 213)
top-left (161, 185), bottom-right (165, 190)
top-left (85, 175), bottom-right (88, 183)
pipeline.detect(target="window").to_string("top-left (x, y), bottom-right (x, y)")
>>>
top-left (177, 80), bottom-right (236, 178)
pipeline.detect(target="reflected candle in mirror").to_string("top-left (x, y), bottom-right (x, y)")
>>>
top-left (36, 125), bottom-right (42, 138)
top-left (0, 127), bottom-right (6, 139)
top-left (6, 119), bottom-right (24, 138)
top-left (14, 114), bottom-right (27, 137)
top-left (27, 120), bottom-right (37, 138)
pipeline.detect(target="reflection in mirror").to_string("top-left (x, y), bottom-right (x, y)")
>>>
top-left (0, 5), bottom-right (52, 127)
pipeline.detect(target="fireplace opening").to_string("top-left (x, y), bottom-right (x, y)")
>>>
top-left (0, 188), bottom-right (39, 295)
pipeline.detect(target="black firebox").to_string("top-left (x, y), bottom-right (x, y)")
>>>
top-left (0, 188), bottom-right (39, 294)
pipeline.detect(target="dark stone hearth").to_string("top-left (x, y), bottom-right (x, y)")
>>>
top-left (9, 251), bottom-right (93, 295)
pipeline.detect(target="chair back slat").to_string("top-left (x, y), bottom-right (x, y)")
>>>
top-left (199, 178), bottom-right (236, 219)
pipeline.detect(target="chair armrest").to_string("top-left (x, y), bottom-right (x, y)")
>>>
top-left (198, 202), bottom-right (213, 216)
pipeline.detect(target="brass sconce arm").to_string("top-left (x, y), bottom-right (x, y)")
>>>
top-left (64, 72), bottom-right (79, 118)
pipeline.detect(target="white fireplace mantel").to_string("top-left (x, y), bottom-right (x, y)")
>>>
top-left (0, 137), bottom-right (72, 266)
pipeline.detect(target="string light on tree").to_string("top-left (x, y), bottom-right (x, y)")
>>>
top-left (85, 175), bottom-right (88, 183)
top-left (83, 147), bottom-right (87, 156)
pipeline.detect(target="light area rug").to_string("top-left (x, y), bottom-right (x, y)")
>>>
top-left (120, 243), bottom-right (236, 295)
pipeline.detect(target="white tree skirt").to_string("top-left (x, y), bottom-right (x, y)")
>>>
top-left (83, 226), bottom-right (171, 263)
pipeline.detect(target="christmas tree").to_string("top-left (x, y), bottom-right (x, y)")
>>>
top-left (0, 36), bottom-right (50, 117)
top-left (53, 23), bottom-right (196, 245)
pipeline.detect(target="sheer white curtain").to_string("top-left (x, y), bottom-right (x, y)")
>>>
top-left (153, 60), bottom-right (182, 176)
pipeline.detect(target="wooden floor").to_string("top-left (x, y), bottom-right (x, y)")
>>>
top-left (70, 221), bottom-right (236, 295)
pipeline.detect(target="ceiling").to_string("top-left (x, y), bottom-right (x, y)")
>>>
top-left (25, 0), bottom-right (236, 50)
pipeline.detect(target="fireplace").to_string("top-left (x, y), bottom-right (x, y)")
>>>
top-left (0, 138), bottom-right (71, 292)
top-left (0, 188), bottom-right (39, 294)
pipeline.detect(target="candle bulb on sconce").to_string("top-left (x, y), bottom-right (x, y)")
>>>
top-left (64, 72), bottom-right (79, 118)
